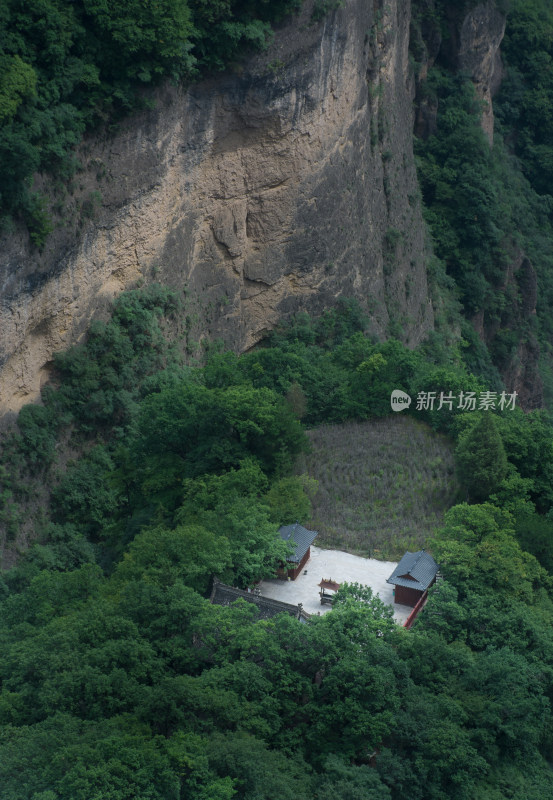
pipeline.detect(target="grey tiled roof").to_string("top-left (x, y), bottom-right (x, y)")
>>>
top-left (279, 523), bottom-right (318, 563)
top-left (210, 580), bottom-right (310, 622)
top-left (386, 550), bottom-right (439, 592)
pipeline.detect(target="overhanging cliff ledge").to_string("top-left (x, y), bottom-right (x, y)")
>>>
top-left (0, 0), bottom-right (433, 414)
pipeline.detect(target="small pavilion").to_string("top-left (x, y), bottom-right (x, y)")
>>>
top-left (277, 523), bottom-right (318, 580)
top-left (386, 550), bottom-right (439, 607)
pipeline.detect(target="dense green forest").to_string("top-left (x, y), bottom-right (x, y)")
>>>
top-left (412, 0), bottom-right (553, 399)
top-left (3, 0), bottom-right (553, 797)
top-left (2, 287), bottom-right (553, 798)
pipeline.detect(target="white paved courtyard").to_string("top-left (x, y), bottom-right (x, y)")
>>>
top-left (259, 545), bottom-right (412, 624)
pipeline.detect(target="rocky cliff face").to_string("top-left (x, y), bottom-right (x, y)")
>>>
top-left (0, 0), bottom-right (433, 415)
top-left (412, 1), bottom-right (544, 407)
top-left (413, 0), bottom-right (505, 145)
top-left (456, 0), bottom-right (506, 144)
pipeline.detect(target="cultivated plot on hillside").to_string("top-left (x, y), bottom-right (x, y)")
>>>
top-left (296, 415), bottom-right (459, 560)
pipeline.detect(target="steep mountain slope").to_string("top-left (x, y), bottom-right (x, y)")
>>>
top-left (4, 0), bottom-right (544, 419)
top-left (0, 0), bottom-right (434, 414)
top-left (412, 0), bottom-right (553, 409)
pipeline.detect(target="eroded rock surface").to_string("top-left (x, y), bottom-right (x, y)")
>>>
top-left (0, 0), bottom-right (433, 414)
top-left (458, 0), bottom-right (506, 144)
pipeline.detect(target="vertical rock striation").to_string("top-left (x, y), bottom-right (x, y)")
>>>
top-left (457, 0), bottom-right (506, 144)
top-left (0, 0), bottom-right (433, 414)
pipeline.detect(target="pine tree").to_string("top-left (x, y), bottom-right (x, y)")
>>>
top-left (455, 413), bottom-right (508, 502)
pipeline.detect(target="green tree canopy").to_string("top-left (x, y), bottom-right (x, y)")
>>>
top-left (112, 524), bottom-right (232, 594)
top-left (455, 414), bottom-right (508, 502)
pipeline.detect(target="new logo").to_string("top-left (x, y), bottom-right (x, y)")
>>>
top-left (390, 390), bottom-right (412, 411)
